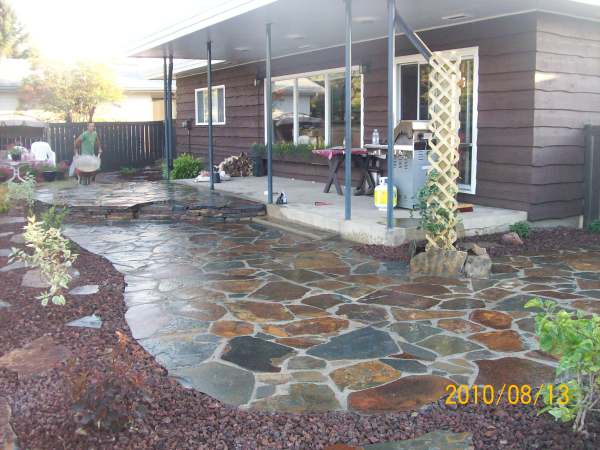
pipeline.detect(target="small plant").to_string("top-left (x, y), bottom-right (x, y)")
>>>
top-left (9, 146), bottom-right (23, 161)
top-left (41, 205), bottom-right (69, 230)
top-left (7, 174), bottom-right (36, 211)
top-left (509, 221), bottom-right (531, 239)
top-left (250, 142), bottom-right (318, 159)
top-left (69, 331), bottom-right (150, 432)
top-left (10, 216), bottom-right (77, 306)
top-left (588, 220), bottom-right (600, 234)
top-left (171, 153), bottom-right (204, 179)
top-left (0, 185), bottom-right (9, 214)
top-left (525, 298), bottom-right (600, 432)
top-left (120, 166), bottom-right (137, 177)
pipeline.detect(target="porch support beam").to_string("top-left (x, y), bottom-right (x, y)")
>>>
top-left (162, 56), bottom-right (169, 180)
top-left (386, 0), bottom-right (395, 229)
top-left (394, 12), bottom-right (433, 61)
top-left (167, 55), bottom-right (174, 173)
top-left (207, 40), bottom-right (214, 190)
top-left (343, 0), bottom-right (352, 221)
top-left (265, 23), bottom-right (273, 204)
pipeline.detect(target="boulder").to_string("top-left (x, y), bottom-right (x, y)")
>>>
top-left (410, 248), bottom-right (467, 278)
top-left (464, 255), bottom-right (492, 279)
top-left (501, 232), bottom-right (523, 246)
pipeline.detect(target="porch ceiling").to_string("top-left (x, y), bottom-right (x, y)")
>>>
top-left (130, 0), bottom-right (599, 73)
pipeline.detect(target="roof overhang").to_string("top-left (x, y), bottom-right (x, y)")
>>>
top-left (130, 0), bottom-right (600, 76)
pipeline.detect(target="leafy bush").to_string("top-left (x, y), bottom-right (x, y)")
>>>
top-left (171, 154), bottom-right (204, 179)
top-left (120, 166), bottom-right (137, 177)
top-left (588, 220), bottom-right (600, 234)
top-left (7, 174), bottom-right (36, 211)
top-left (509, 221), bottom-right (531, 239)
top-left (10, 216), bottom-right (77, 306)
top-left (0, 185), bottom-right (9, 214)
top-left (41, 205), bottom-right (69, 230)
top-left (69, 331), bottom-right (150, 432)
top-left (250, 142), bottom-right (318, 159)
top-left (525, 298), bottom-right (600, 432)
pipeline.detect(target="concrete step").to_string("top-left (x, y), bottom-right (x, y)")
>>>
top-left (253, 216), bottom-right (339, 241)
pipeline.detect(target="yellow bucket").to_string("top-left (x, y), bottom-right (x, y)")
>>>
top-left (374, 177), bottom-right (397, 210)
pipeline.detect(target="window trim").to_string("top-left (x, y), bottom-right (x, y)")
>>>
top-left (263, 66), bottom-right (364, 147)
top-left (394, 46), bottom-right (479, 195)
top-left (194, 85), bottom-right (226, 126)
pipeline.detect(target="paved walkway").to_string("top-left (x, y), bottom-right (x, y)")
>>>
top-left (61, 219), bottom-right (600, 413)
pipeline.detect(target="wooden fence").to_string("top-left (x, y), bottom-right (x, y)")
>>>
top-left (1, 121), bottom-right (165, 171)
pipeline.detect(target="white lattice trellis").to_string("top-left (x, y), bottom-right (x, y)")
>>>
top-left (426, 51), bottom-right (462, 250)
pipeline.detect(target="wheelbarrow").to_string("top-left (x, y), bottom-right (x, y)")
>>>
top-left (73, 155), bottom-right (101, 185)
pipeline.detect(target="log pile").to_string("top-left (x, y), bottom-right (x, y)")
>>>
top-left (218, 152), bottom-right (253, 177)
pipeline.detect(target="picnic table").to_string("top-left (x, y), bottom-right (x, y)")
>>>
top-left (312, 147), bottom-right (379, 195)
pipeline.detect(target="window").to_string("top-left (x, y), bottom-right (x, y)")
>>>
top-left (396, 47), bottom-right (478, 193)
top-left (195, 85), bottom-right (225, 125)
top-left (267, 68), bottom-right (363, 148)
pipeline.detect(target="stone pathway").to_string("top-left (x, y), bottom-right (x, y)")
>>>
top-left (63, 220), bottom-right (600, 413)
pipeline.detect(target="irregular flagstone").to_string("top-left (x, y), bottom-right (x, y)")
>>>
top-left (494, 295), bottom-right (542, 312)
top-left (338, 274), bottom-right (396, 286)
top-left (126, 303), bottom-right (173, 339)
top-left (0, 249), bottom-right (12, 257)
top-left (9, 234), bottom-right (24, 244)
top-left (210, 320), bottom-right (254, 337)
top-left (287, 304), bottom-right (329, 318)
top-left (302, 293), bottom-right (348, 310)
top-left (412, 276), bottom-right (466, 286)
top-left (263, 317), bottom-right (349, 337)
top-left (418, 335), bottom-right (482, 356)
top-left (251, 281), bottom-right (310, 302)
top-left (288, 356), bottom-right (326, 370)
top-left (275, 337), bottom-right (324, 349)
top-left (172, 361), bottom-right (254, 406)
top-left (438, 298), bottom-right (485, 310)
top-left (476, 288), bottom-right (513, 301)
top-left (21, 269), bottom-right (50, 288)
top-left (389, 283), bottom-right (450, 296)
top-left (474, 357), bottom-right (555, 388)
top-left (361, 431), bottom-right (473, 450)
top-left (0, 300), bottom-right (10, 309)
top-left (168, 301), bottom-right (226, 322)
top-left (336, 285), bottom-right (376, 299)
top-left (437, 318), bottom-right (483, 334)
top-left (0, 397), bottom-right (18, 450)
top-left (0, 216), bottom-right (25, 225)
top-left (256, 372), bottom-right (292, 385)
top-left (348, 375), bottom-right (454, 413)
top-left (525, 350), bottom-right (559, 363)
top-left (336, 303), bottom-right (388, 323)
top-left (396, 343), bottom-right (437, 361)
top-left (210, 279), bottom-right (263, 294)
top-left (0, 336), bottom-right (72, 379)
top-left (308, 327), bottom-right (398, 360)
top-left (571, 299), bottom-right (600, 314)
top-left (291, 371), bottom-right (327, 382)
top-left (564, 255), bottom-right (600, 272)
top-left (360, 290), bottom-right (439, 310)
top-left (227, 301), bottom-right (294, 322)
top-left (491, 263), bottom-right (518, 274)
top-left (391, 308), bottom-right (462, 321)
top-left (69, 284), bottom-right (100, 295)
top-left (389, 323), bottom-right (442, 343)
top-left (141, 334), bottom-right (221, 369)
top-left (576, 278), bottom-right (600, 290)
top-left (293, 251), bottom-right (347, 270)
top-left (67, 314), bottom-right (103, 329)
top-left (0, 261), bottom-right (27, 273)
top-left (534, 290), bottom-right (582, 300)
top-left (221, 336), bottom-right (295, 372)
top-left (252, 383), bottom-right (341, 412)
top-left (469, 310), bottom-right (513, 329)
top-left (270, 269), bottom-right (323, 283)
top-left (330, 360), bottom-right (401, 391)
top-left (380, 358), bottom-right (428, 373)
top-left (431, 361), bottom-right (472, 375)
top-left (309, 280), bottom-right (350, 291)
top-left (515, 317), bottom-right (536, 333)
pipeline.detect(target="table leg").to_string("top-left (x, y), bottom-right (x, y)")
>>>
top-left (324, 156), bottom-right (343, 195)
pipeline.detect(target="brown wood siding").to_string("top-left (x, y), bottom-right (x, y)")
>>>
top-left (527, 12), bottom-right (600, 221)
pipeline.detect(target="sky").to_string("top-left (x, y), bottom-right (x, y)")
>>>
top-left (8, 0), bottom-right (218, 74)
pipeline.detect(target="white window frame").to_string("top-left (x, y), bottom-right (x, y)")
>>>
top-left (395, 46), bottom-right (479, 195)
top-left (195, 85), bottom-right (226, 126)
top-left (263, 66), bottom-right (364, 147)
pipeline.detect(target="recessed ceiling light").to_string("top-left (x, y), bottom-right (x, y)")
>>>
top-left (442, 13), bottom-right (472, 21)
top-left (234, 47), bottom-right (250, 52)
top-left (285, 34), bottom-right (304, 40)
top-left (353, 16), bottom-right (376, 24)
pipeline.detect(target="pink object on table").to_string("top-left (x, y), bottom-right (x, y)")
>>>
top-left (312, 147), bottom-right (369, 160)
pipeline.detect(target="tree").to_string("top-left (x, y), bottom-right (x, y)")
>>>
top-left (18, 62), bottom-right (122, 122)
top-left (0, 0), bottom-right (35, 58)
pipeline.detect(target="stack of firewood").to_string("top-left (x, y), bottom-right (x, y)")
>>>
top-left (218, 152), bottom-right (253, 177)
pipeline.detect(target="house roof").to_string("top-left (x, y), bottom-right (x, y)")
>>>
top-left (130, 0), bottom-right (600, 76)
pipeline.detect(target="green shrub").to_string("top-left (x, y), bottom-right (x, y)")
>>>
top-left (250, 142), bottom-right (318, 160)
top-left (7, 175), bottom-right (36, 211)
top-left (588, 220), bottom-right (600, 234)
top-left (509, 221), bottom-right (531, 239)
top-left (525, 298), bottom-right (600, 432)
top-left (10, 216), bottom-right (77, 306)
top-left (41, 205), bottom-right (69, 230)
top-left (171, 154), bottom-right (204, 179)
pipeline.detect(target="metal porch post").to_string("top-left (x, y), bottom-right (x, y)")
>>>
top-left (162, 57), bottom-right (169, 179)
top-left (207, 41), bottom-right (214, 190)
top-left (344, 0), bottom-right (352, 220)
top-left (386, 0), bottom-right (395, 229)
top-left (167, 55), bottom-right (174, 173)
top-left (266, 23), bottom-right (273, 204)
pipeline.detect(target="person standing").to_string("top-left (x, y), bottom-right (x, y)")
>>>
top-left (74, 123), bottom-right (103, 157)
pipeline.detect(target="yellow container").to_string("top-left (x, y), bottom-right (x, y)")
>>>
top-left (374, 177), bottom-right (397, 210)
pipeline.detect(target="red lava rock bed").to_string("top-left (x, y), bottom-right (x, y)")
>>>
top-left (356, 227), bottom-right (600, 262)
top-left (1, 217), bottom-right (600, 449)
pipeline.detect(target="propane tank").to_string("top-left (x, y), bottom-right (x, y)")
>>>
top-left (374, 177), bottom-right (397, 211)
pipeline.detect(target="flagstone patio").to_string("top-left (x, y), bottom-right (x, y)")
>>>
top-left (62, 218), bottom-right (600, 414)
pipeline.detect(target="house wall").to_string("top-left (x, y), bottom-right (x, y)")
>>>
top-left (175, 11), bottom-right (599, 221)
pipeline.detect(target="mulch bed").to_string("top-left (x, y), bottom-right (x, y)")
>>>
top-left (1, 213), bottom-right (600, 449)
top-left (355, 227), bottom-right (600, 262)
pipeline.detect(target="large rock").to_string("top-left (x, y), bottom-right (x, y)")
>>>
top-left (0, 397), bottom-right (17, 450)
top-left (501, 232), bottom-right (523, 246)
top-left (0, 336), bottom-right (72, 379)
top-left (410, 248), bottom-right (467, 278)
top-left (463, 255), bottom-right (492, 279)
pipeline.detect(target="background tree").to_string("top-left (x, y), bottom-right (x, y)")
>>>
top-left (19, 62), bottom-right (122, 122)
top-left (0, 0), bottom-right (35, 58)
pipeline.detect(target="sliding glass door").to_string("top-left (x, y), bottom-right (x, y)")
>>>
top-left (396, 48), bottom-right (478, 193)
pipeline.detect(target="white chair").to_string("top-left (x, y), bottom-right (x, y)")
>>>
top-left (31, 141), bottom-right (56, 166)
